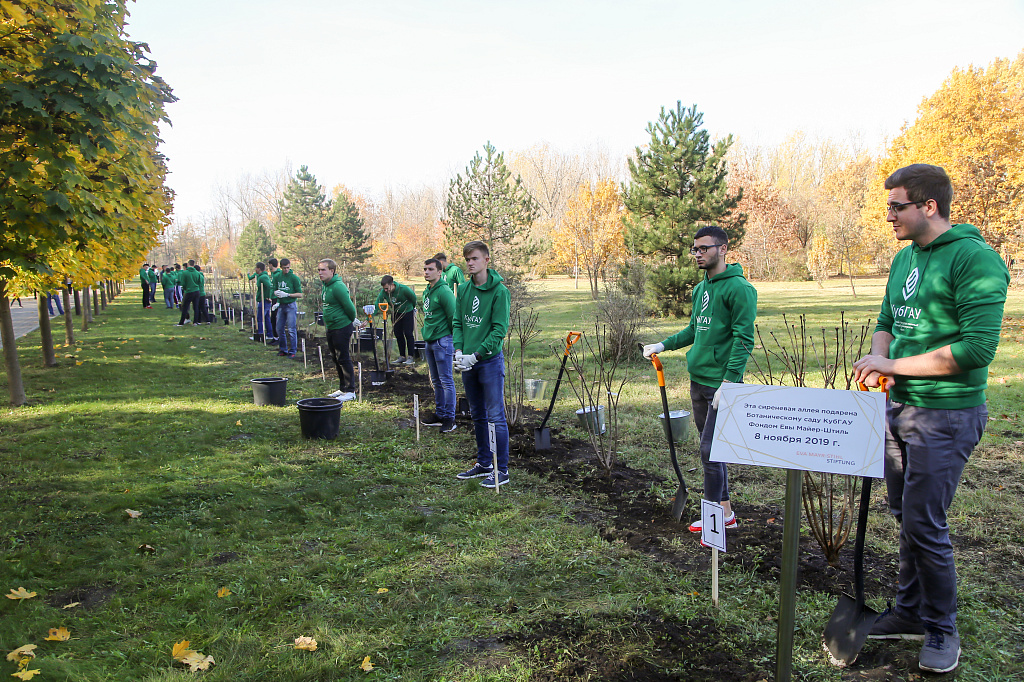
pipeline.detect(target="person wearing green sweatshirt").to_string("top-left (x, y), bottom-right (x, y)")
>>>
top-left (172, 264), bottom-right (183, 305)
top-left (160, 267), bottom-right (176, 308)
top-left (375, 276), bottom-right (418, 365)
top-left (419, 258), bottom-right (457, 432)
top-left (139, 263), bottom-right (152, 309)
top-left (853, 164), bottom-right (1009, 674)
top-left (194, 264), bottom-right (209, 324)
top-left (274, 258), bottom-right (303, 357)
top-left (249, 262), bottom-right (274, 341)
top-left (176, 260), bottom-right (203, 326)
top-left (643, 225), bottom-right (757, 534)
top-left (435, 252), bottom-right (466, 294)
top-left (147, 266), bottom-right (159, 305)
top-left (453, 241), bottom-right (511, 489)
top-left (319, 258), bottom-right (358, 402)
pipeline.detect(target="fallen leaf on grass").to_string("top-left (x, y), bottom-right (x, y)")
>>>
top-left (376, 588), bottom-right (388, 594)
top-left (767, 518), bottom-right (776, 524)
top-left (293, 636), bottom-right (317, 651)
top-left (235, 420), bottom-right (242, 426)
top-left (61, 602), bottom-right (80, 609)
top-left (6, 588), bottom-right (37, 601)
top-left (138, 544), bottom-right (156, 554)
top-left (63, 354), bottom-right (74, 359)
top-left (190, 346), bottom-right (197, 349)
top-left (360, 656), bottom-right (373, 671)
top-left (171, 640), bottom-right (191, 660)
top-left (5, 645), bottom-right (36, 662)
top-left (216, 587), bottom-right (231, 598)
top-left (180, 651), bottom-right (215, 672)
top-left (12, 669), bottom-right (42, 680)
top-left (133, 355), bottom-right (141, 360)
top-left (75, 361), bottom-right (83, 366)
top-left (125, 509), bottom-right (142, 519)
top-left (44, 627), bottom-right (71, 641)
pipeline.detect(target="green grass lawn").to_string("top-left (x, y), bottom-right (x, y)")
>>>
top-left (1, 276), bottom-right (1022, 680)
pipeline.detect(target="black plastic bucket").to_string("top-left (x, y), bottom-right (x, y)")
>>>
top-left (296, 397), bottom-right (342, 439)
top-left (413, 340), bottom-right (427, 359)
top-left (251, 377), bottom-right (288, 406)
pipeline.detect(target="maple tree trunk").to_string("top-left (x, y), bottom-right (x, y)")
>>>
top-left (38, 292), bottom-right (57, 367)
top-left (100, 283), bottom-right (107, 309)
top-left (92, 286), bottom-right (99, 317)
top-left (62, 288), bottom-right (74, 346)
top-left (73, 287), bottom-right (81, 316)
top-left (81, 286), bottom-right (90, 331)
top-left (0, 281), bottom-right (27, 406)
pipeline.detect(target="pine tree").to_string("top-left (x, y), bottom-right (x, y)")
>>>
top-left (622, 102), bottom-right (745, 317)
top-left (444, 142), bottom-right (540, 272)
top-left (329, 190), bottom-right (372, 273)
top-left (234, 220), bottom-right (275, 270)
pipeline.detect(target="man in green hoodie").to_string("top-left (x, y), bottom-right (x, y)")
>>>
top-left (643, 225), bottom-right (757, 535)
top-left (420, 258), bottom-right (457, 433)
top-left (434, 252), bottom-right (465, 294)
top-left (375, 275), bottom-right (418, 366)
top-left (853, 164), bottom-right (1009, 674)
top-left (139, 263), bottom-right (152, 309)
top-left (453, 241), bottom-right (511, 489)
top-left (318, 258), bottom-right (358, 402)
top-left (175, 260), bottom-right (202, 326)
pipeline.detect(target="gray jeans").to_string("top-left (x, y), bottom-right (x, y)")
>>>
top-left (691, 381), bottom-right (729, 503)
top-left (884, 401), bottom-right (987, 634)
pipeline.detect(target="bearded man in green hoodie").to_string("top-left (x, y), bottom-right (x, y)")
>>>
top-left (643, 225), bottom-right (757, 536)
top-left (853, 164), bottom-right (1009, 674)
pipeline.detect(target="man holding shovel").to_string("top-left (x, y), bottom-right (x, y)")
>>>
top-left (319, 258), bottom-right (359, 403)
top-left (643, 225), bottom-right (757, 534)
top-left (375, 275), bottom-right (418, 366)
top-left (420, 258), bottom-right (457, 433)
top-left (453, 241), bottom-right (511, 489)
top-left (853, 164), bottom-right (1008, 674)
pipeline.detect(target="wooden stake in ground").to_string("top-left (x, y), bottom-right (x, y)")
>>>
top-left (318, 345), bottom-right (325, 381)
top-left (414, 394), bottom-right (420, 442)
top-left (358, 362), bottom-right (362, 402)
top-left (712, 547), bottom-right (719, 607)
top-left (302, 337), bottom-right (307, 367)
top-left (489, 422), bottom-right (499, 495)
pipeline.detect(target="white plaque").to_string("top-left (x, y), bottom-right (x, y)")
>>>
top-left (700, 499), bottom-right (727, 552)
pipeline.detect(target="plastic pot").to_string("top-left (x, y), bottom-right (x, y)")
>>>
top-left (251, 377), bottom-right (288, 406)
top-left (296, 397), bottom-right (342, 439)
top-left (575, 405), bottom-right (606, 434)
top-left (659, 409), bottom-right (691, 443)
top-left (413, 340), bottom-right (427, 359)
top-left (524, 379), bottom-right (548, 400)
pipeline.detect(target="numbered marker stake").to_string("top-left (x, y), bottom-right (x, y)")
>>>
top-left (701, 499), bottom-right (726, 607)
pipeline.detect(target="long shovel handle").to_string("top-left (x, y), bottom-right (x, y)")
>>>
top-left (537, 332), bottom-right (583, 431)
top-left (852, 378), bottom-right (886, 608)
top-left (650, 353), bottom-right (686, 491)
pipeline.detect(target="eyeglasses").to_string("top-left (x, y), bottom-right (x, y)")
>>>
top-left (689, 244), bottom-right (725, 256)
top-left (885, 200), bottom-right (925, 216)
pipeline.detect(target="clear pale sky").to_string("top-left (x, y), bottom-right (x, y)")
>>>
top-left (124, 0), bottom-right (1024, 222)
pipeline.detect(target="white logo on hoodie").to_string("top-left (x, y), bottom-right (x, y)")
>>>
top-left (903, 267), bottom-right (919, 300)
top-left (472, 296), bottom-right (480, 314)
top-left (700, 291), bottom-right (710, 313)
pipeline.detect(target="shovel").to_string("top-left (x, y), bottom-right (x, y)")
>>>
top-left (823, 379), bottom-right (888, 666)
top-left (534, 331), bottom-right (582, 451)
top-left (649, 352), bottom-right (688, 521)
top-left (379, 302), bottom-right (391, 370)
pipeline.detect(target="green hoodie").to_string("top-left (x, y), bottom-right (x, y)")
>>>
top-left (147, 268), bottom-right (159, 284)
top-left (139, 265), bottom-right (149, 282)
top-left (160, 271), bottom-right (174, 289)
top-left (254, 271), bottom-right (273, 301)
top-left (321, 274), bottom-right (357, 330)
top-left (452, 268), bottom-right (510, 361)
top-left (179, 266), bottom-right (201, 294)
top-left (661, 263), bottom-right (757, 388)
top-left (442, 263), bottom-right (465, 293)
top-left (875, 223), bottom-right (1008, 409)
top-left (196, 269), bottom-right (206, 296)
top-left (375, 282), bottom-right (417, 318)
top-left (421, 279), bottom-right (455, 342)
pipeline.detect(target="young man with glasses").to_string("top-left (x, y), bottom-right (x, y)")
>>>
top-left (853, 164), bottom-right (1009, 674)
top-left (643, 225), bottom-right (757, 538)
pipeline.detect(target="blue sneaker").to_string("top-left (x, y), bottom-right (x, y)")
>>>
top-left (456, 463), bottom-right (492, 480)
top-left (480, 470), bottom-right (509, 489)
top-left (919, 628), bottom-right (960, 674)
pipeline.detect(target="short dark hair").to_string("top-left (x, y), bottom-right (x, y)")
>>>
top-left (143, 262), bottom-right (149, 267)
top-left (279, 258), bottom-right (290, 267)
top-left (381, 275), bottom-right (395, 286)
top-left (174, 263), bottom-right (181, 269)
top-left (463, 241), bottom-right (489, 259)
top-left (187, 259), bottom-right (195, 267)
top-left (255, 262), bottom-right (266, 272)
top-left (268, 258), bottom-right (279, 268)
top-left (424, 258), bottom-right (442, 270)
top-left (884, 164), bottom-right (953, 219)
top-left (318, 258), bottom-right (337, 273)
top-left (433, 252), bottom-right (448, 262)
top-left (694, 225), bottom-right (729, 245)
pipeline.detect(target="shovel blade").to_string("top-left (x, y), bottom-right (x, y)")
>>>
top-left (823, 594), bottom-right (880, 667)
top-left (534, 427), bottom-right (551, 451)
top-left (670, 486), bottom-right (688, 522)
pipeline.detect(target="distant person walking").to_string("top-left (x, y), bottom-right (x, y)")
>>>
top-left (139, 263), bottom-right (152, 309)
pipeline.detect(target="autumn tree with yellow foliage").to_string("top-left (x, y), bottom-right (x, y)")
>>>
top-left (552, 180), bottom-right (626, 299)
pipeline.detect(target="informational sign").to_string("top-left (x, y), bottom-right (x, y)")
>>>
top-left (710, 384), bottom-right (885, 478)
top-left (700, 499), bottom-right (727, 552)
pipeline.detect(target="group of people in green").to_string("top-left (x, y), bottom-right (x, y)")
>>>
top-left (245, 258), bottom-right (304, 358)
top-left (139, 260), bottom-right (212, 325)
top-left (640, 164), bottom-right (1008, 675)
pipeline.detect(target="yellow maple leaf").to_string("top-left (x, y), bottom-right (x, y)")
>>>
top-left (5, 645), bottom-right (36, 662)
top-left (125, 509), bottom-right (142, 519)
top-left (62, 602), bottom-right (80, 609)
top-left (293, 636), bottom-right (317, 651)
top-left (12, 669), bottom-right (41, 680)
top-left (216, 587), bottom-right (231, 598)
top-left (235, 420), bottom-right (242, 426)
top-left (6, 588), bottom-right (37, 601)
top-left (376, 588), bottom-right (388, 594)
top-left (171, 640), bottom-right (192, 661)
top-left (75, 361), bottom-right (83, 366)
top-left (44, 627), bottom-right (71, 641)
top-left (180, 651), bottom-right (215, 672)
top-left (360, 655), bottom-right (374, 671)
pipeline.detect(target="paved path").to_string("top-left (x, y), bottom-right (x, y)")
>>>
top-left (0, 299), bottom-right (65, 350)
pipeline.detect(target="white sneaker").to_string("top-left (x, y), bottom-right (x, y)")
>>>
top-left (395, 356), bottom-right (407, 364)
top-left (403, 357), bottom-right (415, 366)
top-left (328, 390), bottom-right (343, 398)
top-left (338, 392), bottom-right (357, 402)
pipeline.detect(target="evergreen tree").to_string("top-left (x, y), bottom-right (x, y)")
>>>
top-left (234, 220), bottom-right (275, 271)
top-left (622, 102), bottom-right (745, 317)
top-left (444, 142), bottom-right (540, 272)
top-left (329, 190), bottom-right (372, 273)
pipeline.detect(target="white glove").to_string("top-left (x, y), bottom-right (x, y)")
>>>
top-left (642, 342), bottom-right (665, 359)
top-left (458, 352), bottom-right (479, 371)
top-left (271, 303), bottom-right (280, 312)
top-left (362, 304), bottom-right (376, 315)
top-left (454, 351), bottom-right (465, 371)
top-left (712, 380), bottom-right (732, 410)
top-left (275, 290), bottom-right (290, 298)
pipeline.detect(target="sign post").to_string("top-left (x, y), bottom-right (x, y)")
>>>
top-left (700, 499), bottom-right (726, 607)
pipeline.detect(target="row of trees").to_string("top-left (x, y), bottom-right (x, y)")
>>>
top-left (1, 0), bottom-right (174, 405)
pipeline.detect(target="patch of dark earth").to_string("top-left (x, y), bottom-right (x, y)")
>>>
top-left (44, 583), bottom-right (117, 610)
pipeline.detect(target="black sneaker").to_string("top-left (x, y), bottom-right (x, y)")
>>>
top-left (868, 604), bottom-right (926, 640)
top-left (440, 420), bottom-right (457, 433)
top-left (420, 411), bottom-right (443, 426)
top-left (456, 463), bottom-right (492, 479)
top-left (919, 628), bottom-right (961, 674)
top-left (480, 470), bottom-right (509, 489)
top-left (277, 350), bottom-right (288, 356)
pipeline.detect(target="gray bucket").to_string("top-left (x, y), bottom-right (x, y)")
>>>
top-left (659, 409), bottom-right (691, 443)
top-left (575, 405), bottom-right (606, 435)
top-left (524, 379), bottom-right (548, 400)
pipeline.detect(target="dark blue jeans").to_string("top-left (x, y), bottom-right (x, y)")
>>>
top-left (277, 301), bottom-right (298, 353)
top-left (884, 401), bottom-right (987, 635)
top-left (163, 288), bottom-right (174, 308)
top-left (461, 353), bottom-right (508, 471)
top-left (691, 381), bottom-right (729, 503)
top-left (425, 335), bottom-right (455, 420)
top-left (256, 300), bottom-right (273, 337)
